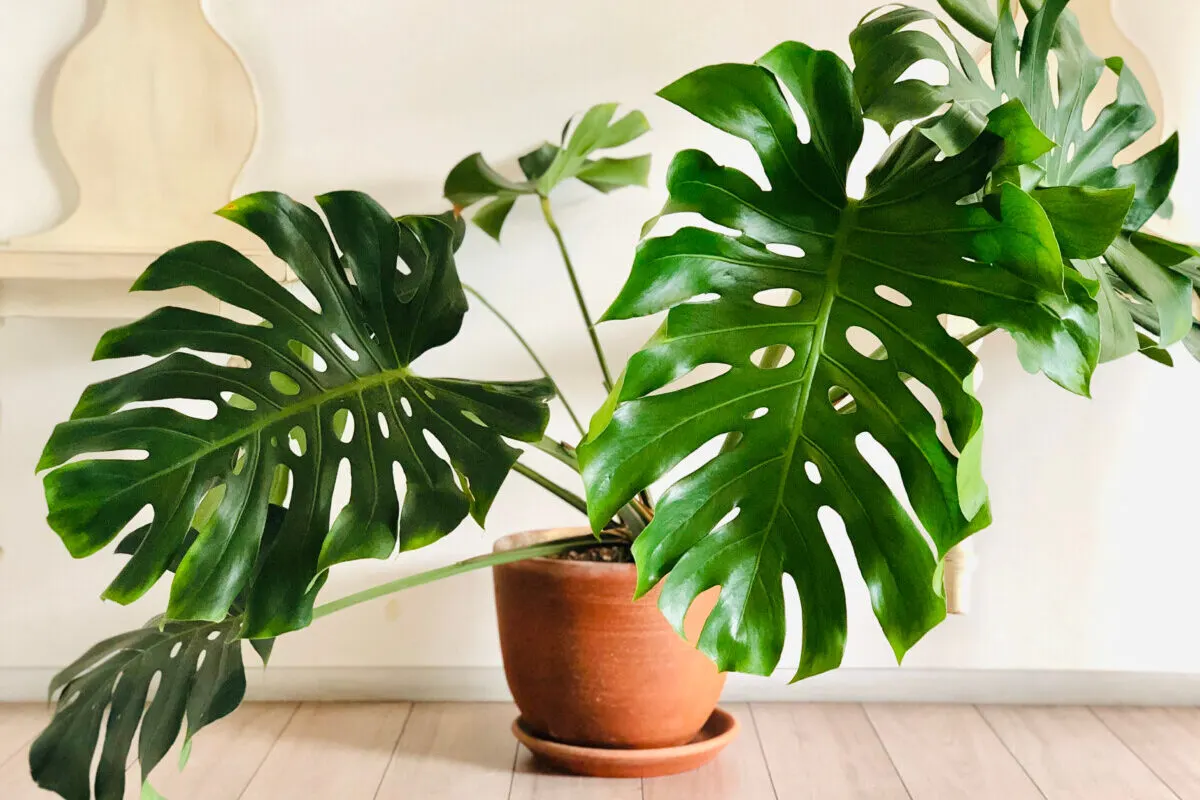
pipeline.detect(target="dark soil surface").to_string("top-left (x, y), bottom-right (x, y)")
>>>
top-left (552, 543), bottom-right (634, 563)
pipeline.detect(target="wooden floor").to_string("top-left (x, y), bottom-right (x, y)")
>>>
top-left (2, 702), bottom-right (1199, 799)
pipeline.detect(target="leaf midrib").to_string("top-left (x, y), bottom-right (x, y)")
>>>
top-left (734, 200), bottom-right (859, 630)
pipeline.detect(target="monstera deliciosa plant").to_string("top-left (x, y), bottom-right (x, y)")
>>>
top-left (28, 1), bottom-right (1199, 797)
top-left (29, 109), bottom-right (651, 799)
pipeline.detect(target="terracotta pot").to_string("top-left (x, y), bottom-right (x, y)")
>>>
top-left (492, 528), bottom-right (725, 750)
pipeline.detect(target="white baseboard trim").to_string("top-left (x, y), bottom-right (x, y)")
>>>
top-left (4, 666), bottom-right (1199, 705)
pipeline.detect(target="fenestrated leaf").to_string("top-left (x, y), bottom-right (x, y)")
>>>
top-left (38, 192), bottom-right (553, 638)
top-left (579, 43), bottom-right (1100, 681)
top-left (29, 616), bottom-right (246, 800)
top-left (852, 0), bottom-right (1196, 362)
top-left (444, 103), bottom-right (650, 239)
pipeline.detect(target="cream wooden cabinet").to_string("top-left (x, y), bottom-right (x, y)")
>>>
top-left (0, 0), bottom-right (279, 318)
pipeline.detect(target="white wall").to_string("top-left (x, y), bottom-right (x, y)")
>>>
top-left (2, 0), bottom-right (1200, 697)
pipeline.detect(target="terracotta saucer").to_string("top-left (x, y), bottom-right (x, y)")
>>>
top-left (512, 707), bottom-right (739, 778)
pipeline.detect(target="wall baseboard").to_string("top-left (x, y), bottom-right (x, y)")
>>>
top-left (4, 666), bottom-right (1199, 705)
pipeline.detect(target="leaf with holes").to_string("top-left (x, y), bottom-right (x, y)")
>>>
top-left (852, 0), bottom-right (1193, 362)
top-left (38, 192), bottom-right (553, 638)
top-left (444, 103), bottom-right (650, 240)
top-left (579, 43), bottom-right (1101, 681)
top-left (29, 616), bottom-right (245, 800)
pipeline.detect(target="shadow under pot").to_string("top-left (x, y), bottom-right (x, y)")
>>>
top-left (492, 528), bottom-right (729, 776)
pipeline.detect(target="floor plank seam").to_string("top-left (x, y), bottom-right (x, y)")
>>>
top-left (973, 705), bottom-right (1048, 800)
top-left (0, 737), bottom-right (31, 771)
top-left (370, 703), bottom-right (414, 800)
top-left (234, 702), bottom-right (301, 800)
top-left (746, 704), bottom-right (781, 800)
top-left (1087, 707), bottom-right (1185, 800)
top-left (504, 736), bottom-right (520, 800)
top-left (0, 709), bottom-right (44, 771)
top-left (859, 704), bottom-right (914, 800)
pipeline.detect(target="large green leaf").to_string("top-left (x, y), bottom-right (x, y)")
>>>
top-left (579, 43), bottom-right (1100, 681)
top-left (853, 0), bottom-right (1192, 361)
top-left (29, 616), bottom-right (246, 800)
top-left (444, 103), bottom-right (650, 240)
top-left (38, 192), bottom-right (553, 639)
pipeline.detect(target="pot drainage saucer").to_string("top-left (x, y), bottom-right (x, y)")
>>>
top-left (511, 707), bottom-right (739, 778)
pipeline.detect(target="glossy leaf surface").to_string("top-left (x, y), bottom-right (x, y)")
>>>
top-left (39, 192), bottom-right (553, 638)
top-left (853, 0), bottom-right (1194, 361)
top-left (29, 616), bottom-right (245, 800)
top-left (580, 43), bottom-right (1101, 681)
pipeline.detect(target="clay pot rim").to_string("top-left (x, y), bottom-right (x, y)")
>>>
top-left (493, 527), bottom-right (636, 570)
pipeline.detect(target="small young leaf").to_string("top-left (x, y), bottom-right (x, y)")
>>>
top-left (472, 196), bottom-right (518, 240)
top-left (575, 155), bottom-right (652, 193)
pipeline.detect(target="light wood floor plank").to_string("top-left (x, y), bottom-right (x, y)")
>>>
top-left (980, 705), bottom-right (1177, 800)
top-left (865, 704), bottom-right (1042, 799)
top-left (121, 702), bottom-right (297, 799)
top-left (0, 762), bottom-right (57, 798)
top-left (1093, 706), bottom-right (1200, 799)
top-left (509, 745), bottom-right (643, 800)
top-left (751, 703), bottom-right (908, 799)
top-left (0, 705), bottom-right (55, 799)
top-left (239, 702), bottom-right (411, 800)
top-left (643, 704), bottom-right (775, 800)
top-left (375, 702), bottom-right (517, 800)
top-left (0, 705), bottom-right (49, 768)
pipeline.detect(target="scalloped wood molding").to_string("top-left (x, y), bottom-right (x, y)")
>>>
top-left (0, 0), bottom-right (278, 317)
top-left (1072, 0), bottom-right (1165, 161)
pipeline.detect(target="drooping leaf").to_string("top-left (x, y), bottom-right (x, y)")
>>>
top-left (580, 44), bottom-right (1100, 681)
top-left (38, 192), bottom-right (553, 639)
top-left (443, 103), bottom-right (650, 239)
top-left (33, 525), bottom-right (623, 800)
top-left (29, 616), bottom-right (246, 800)
top-left (852, 0), bottom-right (1196, 361)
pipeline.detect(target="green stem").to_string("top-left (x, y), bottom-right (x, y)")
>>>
top-left (523, 440), bottom-right (652, 529)
top-left (463, 283), bottom-right (586, 436)
top-left (513, 461), bottom-right (588, 515)
top-left (312, 533), bottom-right (626, 620)
top-left (531, 436), bottom-right (580, 470)
top-left (957, 324), bottom-right (998, 348)
top-left (538, 195), bottom-right (615, 392)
